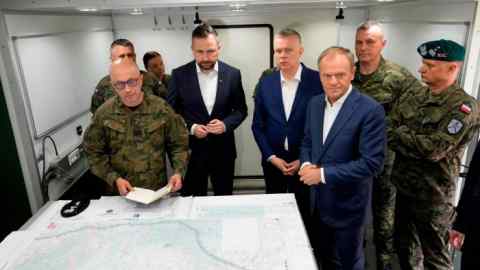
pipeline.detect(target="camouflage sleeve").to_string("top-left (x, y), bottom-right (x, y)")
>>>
top-left (154, 84), bottom-right (168, 99)
top-left (390, 101), bottom-right (480, 161)
top-left (386, 69), bottom-right (421, 108)
top-left (90, 86), bottom-right (106, 114)
top-left (83, 114), bottom-right (121, 186)
top-left (163, 74), bottom-right (171, 89)
top-left (165, 108), bottom-right (189, 177)
top-left (386, 78), bottom-right (424, 143)
top-left (142, 71), bottom-right (163, 97)
top-left (386, 90), bottom-right (404, 143)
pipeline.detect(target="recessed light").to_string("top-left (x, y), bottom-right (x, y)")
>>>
top-left (78, 8), bottom-right (97, 12)
top-left (377, 0), bottom-right (395, 2)
top-left (336, 1), bottom-right (347, 9)
top-left (130, 8), bottom-right (144, 15)
top-left (229, 3), bottom-right (247, 12)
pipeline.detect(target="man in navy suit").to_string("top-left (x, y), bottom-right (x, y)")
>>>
top-left (299, 47), bottom-right (386, 270)
top-left (252, 28), bottom-right (323, 225)
top-left (168, 23), bottom-right (247, 196)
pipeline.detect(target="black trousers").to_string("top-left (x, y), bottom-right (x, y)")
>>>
top-left (181, 153), bottom-right (235, 196)
top-left (461, 231), bottom-right (480, 270)
top-left (262, 157), bottom-right (311, 235)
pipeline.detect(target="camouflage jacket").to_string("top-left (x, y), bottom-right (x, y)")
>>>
top-left (160, 74), bottom-right (172, 89)
top-left (353, 58), bottom-right (421, 118)
top-left (389, 83), bottom-right (480, 202)
top-left (353, 58), bottom-right (422, 167)
top-left (157, 74), bottom-right (171, 100)
top-left (90, 71), bottom-right (164, 114)
top-left (84, 94), bottom-right (189, 190)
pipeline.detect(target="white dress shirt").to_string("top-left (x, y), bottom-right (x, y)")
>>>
top-left (301, 85), bottom-right (353, 183)
top-left (268, 65), bottom-right (302, 162)
top-left (323, 85), bottom-right (352, 143)
top-left (197, 62), bottom-right (218, 115)
top-left (191, 62), bottom-right (219, 135)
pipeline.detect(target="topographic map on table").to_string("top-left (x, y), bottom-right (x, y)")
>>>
top-left (0, 194), bottom-right (317, 270)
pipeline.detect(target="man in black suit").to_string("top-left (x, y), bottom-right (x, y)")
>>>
top-left (450, 142), bottom-right (480, 270)
top-left (167, 23), bottom-right (248, 196)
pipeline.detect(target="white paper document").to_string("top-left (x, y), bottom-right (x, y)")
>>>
top-left (125, 184), bottom-right (172, 204)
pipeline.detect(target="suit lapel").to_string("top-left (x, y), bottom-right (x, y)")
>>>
top-left (318, 90), bottom-right (360, 158)
top-left (190, 61), bottom-right (212, 117)
top-left (317, 97), bottom-right (326, 145)
top-left (272, 72), bottom-right (287, 123)
top-left (210, 62), bottom-right (224, 117)
top-left (287, 66), bottom-right (306, 123)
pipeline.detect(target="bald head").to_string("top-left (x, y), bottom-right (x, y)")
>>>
top-left (110, 59), bottom-right (144, 107)
top-left (110, 58), bottom-right (140, 80)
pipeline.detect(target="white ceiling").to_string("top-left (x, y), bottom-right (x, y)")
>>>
top-left (0, 0), bottom-right (473, 15)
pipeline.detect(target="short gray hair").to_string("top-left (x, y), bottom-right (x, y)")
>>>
top-left (276, 28), bottom-right (302, 44)
top-left (317, 46), bottom-right (355, 68)
top-left (356, 20), bottom-right (383, 32)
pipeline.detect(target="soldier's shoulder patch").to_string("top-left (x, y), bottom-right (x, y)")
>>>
top-left (447, 118), bottom-right (463, 135)
top-left (460, 103), bottom-right (472, 114)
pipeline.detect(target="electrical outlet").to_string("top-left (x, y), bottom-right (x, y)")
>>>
top-left (68, 148), bottom-right (80, 166)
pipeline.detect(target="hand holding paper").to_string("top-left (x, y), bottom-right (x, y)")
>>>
top-left (125, 184), bottom-right (172, 204)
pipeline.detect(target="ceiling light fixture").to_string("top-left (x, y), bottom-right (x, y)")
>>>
top-left (229, 3), bottom-right (247, 12)
top-left (335, 1), bottom-right (345, 20)
top-left (194, 6), bottom-right (202, 25)
top-left (336, 8), bottom-right (345, 20)
top-left (336, 1), bottom-right (347, 9)
top-left (130, 8), bottom-right (144, 15)
top-left (78, 8), bottom-right (97, 12)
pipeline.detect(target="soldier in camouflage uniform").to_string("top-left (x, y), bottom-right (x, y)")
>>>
top-left (389, 40), bottom-right (480, 270)
top-left (352, 21), bottom-right (422, 270)
top-left (90, 39), bottom-right (164, 114)
top-left (143, 51), bottom-right (171, 98)
top-left (84, 59), bottom-right (189, 195)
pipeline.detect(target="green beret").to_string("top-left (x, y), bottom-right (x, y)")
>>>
top-left (417, 39), bottom-right (465, 61)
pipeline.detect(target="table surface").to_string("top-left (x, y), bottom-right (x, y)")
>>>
top-left (2, 193), bottom-right (317, 270)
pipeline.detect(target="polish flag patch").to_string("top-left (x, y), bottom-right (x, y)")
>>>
top-left (460, 104), bottom-right (472, 114)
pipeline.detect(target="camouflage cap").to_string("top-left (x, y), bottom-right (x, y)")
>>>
top-left (417, 39), bottom-right (465, 61)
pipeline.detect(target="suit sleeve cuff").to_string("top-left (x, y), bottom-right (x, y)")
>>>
top-left (267, 155), bottom-right (277, 162)
top-left (300, 161), bottom-right (312, 170)
top-left (320, 167), bottom-right (326, 184)
top-left (222, 122), bottom-right (227, 133)
top-left (190, 124), bottom-right (198, 135)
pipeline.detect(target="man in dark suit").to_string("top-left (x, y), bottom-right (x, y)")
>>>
top-left (168, 23), bottom-right (247, 196)
top-left (450, 142), bottom-right (480, 270)
top-left (252, 28), bottom-right (323, 225)
top-left (299, 46), bottom-right (386, 270)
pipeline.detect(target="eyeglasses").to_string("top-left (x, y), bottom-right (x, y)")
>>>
top-left (112, 77), bottom-right (140, 90)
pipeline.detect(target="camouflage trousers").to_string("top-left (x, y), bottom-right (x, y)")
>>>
top-left (394, 194), bottom-right (454, 270)
top-left (372, 149), bottom-right (396, 270)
